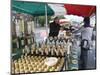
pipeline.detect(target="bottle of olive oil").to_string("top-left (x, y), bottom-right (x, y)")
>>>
top-left (21, 33), bottom-right (25, 48)
top-left (31, 32), bottom-right (35, 44)
top-left (45, 48), bottom-right (49, 55)
top-left (25, 45), bottom-right (30, 54)
top-left (27, 37), bottom-right (31, 46)
top-left (36, 49), bottom-right (39, 55)
top-left (54, 49), bottom-right (59, 56)
top-left (51, 48), bottom-right (54, 56)
top-left (31, 44), bottom-right (35, 54)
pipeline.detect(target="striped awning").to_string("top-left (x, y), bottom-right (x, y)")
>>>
top-left (12, 0), bottom-right (96, 17)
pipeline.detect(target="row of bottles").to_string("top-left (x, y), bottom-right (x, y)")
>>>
top-left (12, 34), bottom-right (35, 49)
top-left (21, 37), bottom-right (72, 57)
top-left (46, 36), bottom-right (71, 46)
top-left (22, 45), bottom-right (63, 56)
top-left (12, 12), bottom-right (35, 50)
top-left (12, 13), bottom-right (35, 36)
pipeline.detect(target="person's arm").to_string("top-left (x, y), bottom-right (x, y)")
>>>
top-left (73, 26), bottom-right (84, 34)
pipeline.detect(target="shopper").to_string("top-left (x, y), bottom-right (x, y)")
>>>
top-left (73, 17), bottom-right (93, 70)
top-left (49, 17), bottom-right (61, 37)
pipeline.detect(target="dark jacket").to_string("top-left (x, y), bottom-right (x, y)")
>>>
top-left (49, 22), bottom-right (61, 37)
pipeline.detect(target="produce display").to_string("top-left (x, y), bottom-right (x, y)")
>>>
top-left (12, 55), bottom-right (64, 74)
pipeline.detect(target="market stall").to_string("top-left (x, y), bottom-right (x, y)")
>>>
top-left (12, 0), bottom-right (69, 74)
top-left (11, 0), bottom-right (96, 74)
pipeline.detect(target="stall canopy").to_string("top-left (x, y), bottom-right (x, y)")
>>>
top-left (64, 4), bottom-right (96, 17)
top-left (12, 0), bottom-right (54, 16)
top-left (12, 0), bottom-right (67, 16)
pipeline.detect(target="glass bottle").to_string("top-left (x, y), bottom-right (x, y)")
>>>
top-left (55, 48), bottom-right (59, 56)
top-left (35, 47), bottom-right (39, 55)
top-left (52, 40), bottom-right (55, 46)
top-left (31, 44), bottom-right (35, 54)
top-left (51, 48), bottom-right (54, 56)
top-left (21, 33), bottom-right (25, 48)
top-left (45, 48), bottom-right (48, 55)
top-left (25, 45), bottom-right (30, 54)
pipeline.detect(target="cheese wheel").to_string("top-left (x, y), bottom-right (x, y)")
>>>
top-left (29, 67), bottom-right (33, 71)
top-left (30, 70), bottom-right (34, 73)
top-left (24, 69), bottom-right (29, 73)
top-left (15, 64), bottom-right (18, 67)
top-left (15, 69), bottom-right (19, 74)
top-left (19, 69), bottom-right (24, 73)
top-left (24, 66), bottom-right (28, 70)
top-left (38, 68), bottom-right (41, 72)
top-left (19, 66), bottom-right (23, 69)
top-left (44, 68), bottom-right (47, 72)
top-left (33, 68), bottom-right (37, 72)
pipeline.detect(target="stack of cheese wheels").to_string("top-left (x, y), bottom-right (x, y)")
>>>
top-left (12, 55), bottom-right (65, 74)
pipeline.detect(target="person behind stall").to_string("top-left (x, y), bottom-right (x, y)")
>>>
top-left (49, 17), bottom-right (61, 37)
top-left (73, 17), bottom-right (93, 70)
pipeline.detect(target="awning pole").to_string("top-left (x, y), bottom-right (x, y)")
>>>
top-left (45, 4), bottom-right (48, 27)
